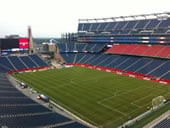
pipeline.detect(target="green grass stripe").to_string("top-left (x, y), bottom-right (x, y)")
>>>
top-left (13, 67), bottom-right (170, 128)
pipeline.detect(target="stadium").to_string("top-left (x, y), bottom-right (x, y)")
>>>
top-left (0, 12), bottom-right (170, 128)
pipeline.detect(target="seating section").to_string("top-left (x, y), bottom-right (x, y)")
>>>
top-left (57, 43), bottom-right (106, 53)
top-left (0, 73), bottom-right (88, 128)
top-left (106, 44), bottom-right (170, 58)
top-left (75, 13), bottom-right (170, 81)
top-left (78, 17), bottom-right (170, 35)
top-left (28, 54), bottom-right (48, 66)
top-left (0, 55), bottom-right (48, 72)
top-left (77, 13), bottom-right (170, 44)
top-left (20, 56), bottom-right (38, 68)
top-left (8, 56), bottom-right (27, 69)
top-left (0, 57), bottom-right (15, 72)
top-left (153, 117), bottom-right (170, 128)
top-left (60, 53), bottom-right (170, 80)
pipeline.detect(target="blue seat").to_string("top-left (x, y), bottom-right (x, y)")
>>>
top-left (0, 113), bottom-right (71, 128)
top-left (0, 73), bottom-right (88, 128)
top-left (29, 55), bottom-right (48, 66)
top-left (153, 117), bottom-right (170, 128)
top-left (149, 61), bottom-right (170, 78)
top-left (0, 57), bottom-right (15, 70)
top-left (20, 56), bottom-right (37, 68)
top-left (8, 56), bottom-right (26, 69)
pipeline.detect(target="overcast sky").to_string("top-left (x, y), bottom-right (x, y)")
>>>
top-left (0, 0), bottom-right (169, 38)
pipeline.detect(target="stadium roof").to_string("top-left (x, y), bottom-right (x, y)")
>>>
top-left (79, 12), bottom-right (170, 23)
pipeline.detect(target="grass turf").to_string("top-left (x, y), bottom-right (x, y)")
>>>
top-left (13, 66), bottom-right (170, 128)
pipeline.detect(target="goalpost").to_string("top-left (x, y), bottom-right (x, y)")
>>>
top-left (152, 96), bottom-right (166, 109)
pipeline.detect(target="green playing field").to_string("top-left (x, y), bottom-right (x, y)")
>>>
top-left (13, 66), bottom-right (170, 128)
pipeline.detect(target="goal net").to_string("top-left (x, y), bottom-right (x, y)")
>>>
top-left (152, 96), bottom-right (165, 109)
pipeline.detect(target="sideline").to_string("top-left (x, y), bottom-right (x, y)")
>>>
top-left (8, 74), bottom-right (97, 128)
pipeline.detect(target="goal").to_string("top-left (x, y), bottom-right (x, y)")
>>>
top-left (152, 96), bottom-right (165, 109)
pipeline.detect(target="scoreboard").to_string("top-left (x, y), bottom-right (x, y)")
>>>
top-left (19, 38), bottom-right (29, 49)
top-left (0, 38), bottom-right (29, 52)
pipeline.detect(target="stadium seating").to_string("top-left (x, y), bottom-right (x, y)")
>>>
top-left (20, 56), bottom-right (38, 68)
top-left (0, 55), bottom-right (48, 73)
top-left (8, 56), bottom-right (27, 69)
top-left (59, 13), bottom-right (170, 85)
top-left (28, 54), bottom-right (48, 66)
top-left (0, 12), bottom-right (170, 127)
top-left (0, 73), bottom-right (89, 128)
top-left (0, 65), bottom-right (9, 73)
top-left (61, 53), bottom-right (76, 63)
top-left (153, 117), bottom-right (170, 128)
top-left (78, 17), bottom-right (170, 34)
top-left (0, 57), bottom-right (15, 71)
top-left (57, 43), bottom-right (106, 53)
top-left (106, 44), bottom-right (170, 58)
top-left (77, 13), bottom-right (170, 45)
top-left (60, 53), bottom-right (170, 80)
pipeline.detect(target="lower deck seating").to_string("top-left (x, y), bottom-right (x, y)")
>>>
top-left (0, 57), bottom-right (15, 72)
top-left (8, 56), bottom-right (27, 69)
top-left (0, 54), bottom-right (48, 72)
top-left (60, 53), bottom-right (170, 80)
top-left (28, 54), bottom-right (48, 66)
top-left (153, 117), bottom-right (170, 128)
top-left (0, 73), bottom-right (88, 128)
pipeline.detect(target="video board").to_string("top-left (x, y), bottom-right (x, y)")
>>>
top-left (0, 38), bottom-right (29, 52)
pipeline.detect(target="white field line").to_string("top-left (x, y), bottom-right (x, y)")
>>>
top-left (128, 94), bottom-right (159, 116)
top-left (98, 86), bottom-right (146, 103)
top-left (128, 102), bottom-right (152, 117)
top-left (131, 90), bottom-right (170, 108)
top-left (132, 94), bottom-right (152, 104)
top-left (97, 86), bottom-right (156, 120)
top-left (97, 91), bottom-right (122, 104)
top-left (129, 94), bottom-right (159, 115)
top-left (130, 102), bottom-right (141, 108)
top-left (97, 101), bottom-right (128, 116)
top-left (103, 117), bottom-right (124, 128)
top-left (49, 97), bottom-right (98, 128)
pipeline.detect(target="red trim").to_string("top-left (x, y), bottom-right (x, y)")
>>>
top-left (66, 63), bottom-right (170, 85)
top-left (7, 64), bottom-right (170, 85)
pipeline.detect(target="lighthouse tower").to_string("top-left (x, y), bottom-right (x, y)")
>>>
top-left (28, 26), bottom-right (34, 54)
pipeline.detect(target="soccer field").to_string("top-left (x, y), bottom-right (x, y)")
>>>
top-left (13, 67), bottom-right (170, 128)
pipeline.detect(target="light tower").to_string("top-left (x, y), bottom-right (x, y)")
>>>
top-left (28, 26), bottom-right (34, 54)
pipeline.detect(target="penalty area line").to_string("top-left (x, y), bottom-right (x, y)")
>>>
top-left (97, 101), bottom-right (127, 117)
